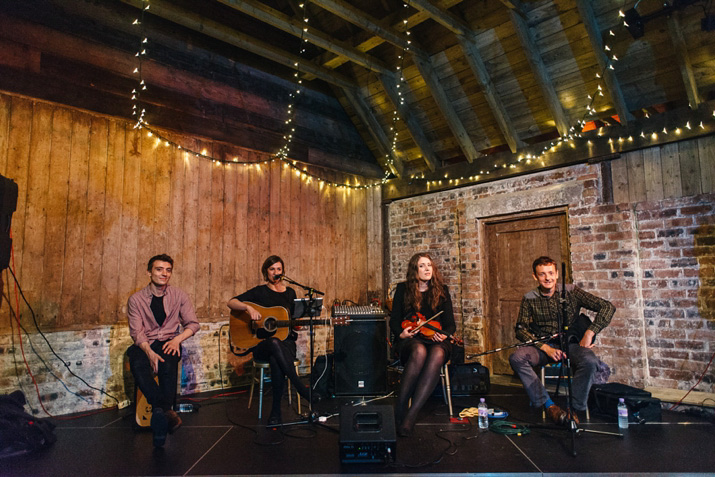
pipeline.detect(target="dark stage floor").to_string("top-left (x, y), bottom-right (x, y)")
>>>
top-left (3, 380), bottom-right (714, 476)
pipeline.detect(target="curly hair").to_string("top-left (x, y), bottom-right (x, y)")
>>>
top-left (404, 252), bottom-right (446, 312)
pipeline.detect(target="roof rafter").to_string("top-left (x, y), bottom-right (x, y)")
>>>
top-left (380, 74), bottom-right (440, 172)
top-left (575, 0), bottom-right (633, 125)
top-left (507, 6), bottom-right (571, 137)
top-left (409, 0), bottom-right (525, 153)
top-left (666, 12), bottom-right (701, 110)
top-left (312, 0), bottom-right (480, 165)
top-left (215, 0), bottom-right (393, 76)
top-left (120, 0), bottom-right (356, 89)
top-left (338, 86), bottom-right (406, 177)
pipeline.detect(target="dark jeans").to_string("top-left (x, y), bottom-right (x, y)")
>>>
top-left (508, 342), bottom-right (599, 411)
top-left (127, 340), bottom-right (181, 412)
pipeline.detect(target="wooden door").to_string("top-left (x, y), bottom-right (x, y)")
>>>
top-left (484, 213), bottom-right (569, 375)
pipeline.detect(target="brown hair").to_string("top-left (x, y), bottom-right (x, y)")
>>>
top-left (404, 252), bottom-right (446, 312)
top-left (147, 254), bottom-right (173, 271)
top-left (261, 255), bottom-right (284, 281)
top-left (532, 256), bottom-right (557, 275)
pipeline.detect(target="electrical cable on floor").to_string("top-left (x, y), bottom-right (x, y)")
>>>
top-left (7, 260), bottom-right (119, 407)
top-left (489, 420), bottom-right (531, 436)
top-left (667, 350), bottom-right (715, 411)
top-left (3, 295), bottom-right (89, 403)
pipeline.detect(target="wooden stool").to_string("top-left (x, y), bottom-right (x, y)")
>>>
top-left (440, 363), bottom-right (454, 418)
top-left (248, 359), bottom-right (302, 419)
top-left (540, 364), bottom-right (590, 420)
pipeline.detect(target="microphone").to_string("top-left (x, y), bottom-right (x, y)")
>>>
top-left (275, 274), bottom-right (283, 281)
top-left (280, 275), bottom-right (298, 285)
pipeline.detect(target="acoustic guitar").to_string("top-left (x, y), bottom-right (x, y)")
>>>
top-left (229, 302), bottom-right (347, 355)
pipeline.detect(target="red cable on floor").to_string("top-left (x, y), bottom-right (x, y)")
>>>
top-left (667, 350), bottom-right (715, 411)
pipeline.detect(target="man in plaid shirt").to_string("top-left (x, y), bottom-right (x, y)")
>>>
top-left (509, 256), bottom-right (615, 425)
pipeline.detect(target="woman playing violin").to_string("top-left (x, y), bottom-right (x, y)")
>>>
top-left (389, 252), bottom-right (456, 437)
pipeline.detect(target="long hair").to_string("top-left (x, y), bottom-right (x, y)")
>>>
top-left (404, 252), bottom-right (446, 312)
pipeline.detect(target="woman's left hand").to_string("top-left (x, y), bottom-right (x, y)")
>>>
top-left (432, 332), bottom-right (446, 342)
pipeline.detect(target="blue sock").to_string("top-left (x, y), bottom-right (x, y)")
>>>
top-left (544, 399), bottom-right (555, 409)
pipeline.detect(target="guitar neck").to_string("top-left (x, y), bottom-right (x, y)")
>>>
top-left (272, 318), bottom-right (334, 328)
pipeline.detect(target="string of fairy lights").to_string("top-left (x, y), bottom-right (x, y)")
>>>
top-left (130, 0), bottom-right (393, 190)
top-left (131, 1), bottom-right (713, 191)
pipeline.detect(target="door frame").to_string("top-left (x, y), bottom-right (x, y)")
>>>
top-left (479, 206), bottom-right (570, 374)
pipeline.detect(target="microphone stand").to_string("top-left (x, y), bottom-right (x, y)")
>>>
top-left (537, 263), bottom-right (620, 456)
top-left (277, 276), bottom-right (335, 433)
top-left (557, 262), bottom-right (579, 456)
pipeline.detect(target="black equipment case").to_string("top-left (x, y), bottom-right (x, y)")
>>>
top-left (447, 363), bottom-right (490, 396)
top-left (589, 382), bottom-right (662, 423)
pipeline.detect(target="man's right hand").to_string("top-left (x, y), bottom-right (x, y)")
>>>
top-left (140, 342), bottom-right (165, 374)
top-left (148, 350), bottom-right (165, 374)
top-left (541, 344), bottom-right (565, 362)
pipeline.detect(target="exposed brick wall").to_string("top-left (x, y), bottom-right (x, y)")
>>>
top-left (387, 161), bottom-right (715, 393)
top-left (0, 314), bottom-right (330, 416)
top-left (0, 322), bottom-right (238, 416)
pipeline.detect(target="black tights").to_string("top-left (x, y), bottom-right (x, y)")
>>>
top-left (395, 340), bottom-right (448, 431)
top-left (253, 337), bottom-right (309, 419)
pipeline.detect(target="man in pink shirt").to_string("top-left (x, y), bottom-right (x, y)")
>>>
top-left (127, 254), bottom-right (199, 447)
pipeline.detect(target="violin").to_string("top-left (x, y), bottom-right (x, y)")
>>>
top-left (401, 311), bottom-right (463, 346)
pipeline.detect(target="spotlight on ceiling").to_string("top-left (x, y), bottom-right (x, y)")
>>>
top-left (624, 8), bottom-right (645, 39)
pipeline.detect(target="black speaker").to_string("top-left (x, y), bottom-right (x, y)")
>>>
top-left (339, 404), bottom-right (395, 463)
top-left (334, 318), bottom-right (387, 395)
top-left (0, 175), bottom-right (18, 271)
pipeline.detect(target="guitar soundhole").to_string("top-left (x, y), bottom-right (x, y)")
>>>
top-left (263, 317), bottom-right (277, 332)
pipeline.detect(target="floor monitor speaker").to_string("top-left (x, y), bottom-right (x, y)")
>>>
top-left (339, 404), bottom-right (395, 463)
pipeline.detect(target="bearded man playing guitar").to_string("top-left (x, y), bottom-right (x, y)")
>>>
top-left (227, 255), bottom-right (310, 425)
top-left (509, 256), bottom-right (615, 425)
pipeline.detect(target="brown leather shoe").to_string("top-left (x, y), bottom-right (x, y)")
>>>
top-left (545, 404), bottom-right (567, 425)
top-left (166, 410), bottom-right (182, 433)
top-left (565, 409), bottom-right (580, 425)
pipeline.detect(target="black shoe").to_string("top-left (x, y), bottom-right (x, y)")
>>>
top-left (151, 408), bottom-right (169, 447)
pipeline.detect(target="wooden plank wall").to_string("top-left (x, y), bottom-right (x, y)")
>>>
top-left (0, 92), bottom-right (383, 332)
top-left (610, 134), bottom-right (715, 204)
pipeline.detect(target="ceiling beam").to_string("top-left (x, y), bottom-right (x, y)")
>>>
top-left (508, 7), bottom-right (571, 137)
top-left (119, 0), bottom-right (356, 89)
top-left (380, 74), bottom-right (439, 172)
top-left (383, 101), bottom-right (715, 200)
top-left (666, 12), bottom-right (701, 110)
top-left (311, 0), bottom-right (409, 50)
top-left (215, 0), bottom-right (393, 76)
top-left (321, 0), bottom-right (464, 71)
top-left (459, 35), bottom-right (524, 153)
top-left (338, 86), bottom-right (406, 177)
top-left (312, 0), bottom-right (480, 166)
top-left (408, 0), bottom-right (523, 153)
top-left (412, 51), bottom-right (480, 163)
top-left (575, 0), bottom-right (633, 125)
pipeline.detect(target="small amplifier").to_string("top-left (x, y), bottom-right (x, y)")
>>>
top-left (339, 405), bottom-right (396, 464)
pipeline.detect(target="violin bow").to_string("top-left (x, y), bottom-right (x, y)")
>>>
top-left (410, 310), bottom-right (443, 332)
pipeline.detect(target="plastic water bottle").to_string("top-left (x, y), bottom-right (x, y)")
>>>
top-left (617, 398), bottom-right (628, 429)
top-left (478, 398), bottom-right (489, 430)
top-left (177, 403), bottom-right (194, 413)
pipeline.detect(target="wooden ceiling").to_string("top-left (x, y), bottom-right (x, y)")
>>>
top-left (2, 0), bottom-right (715, 183)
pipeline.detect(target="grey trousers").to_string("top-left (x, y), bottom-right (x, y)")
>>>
top-left (508, 343), bottom-right (599, 411)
